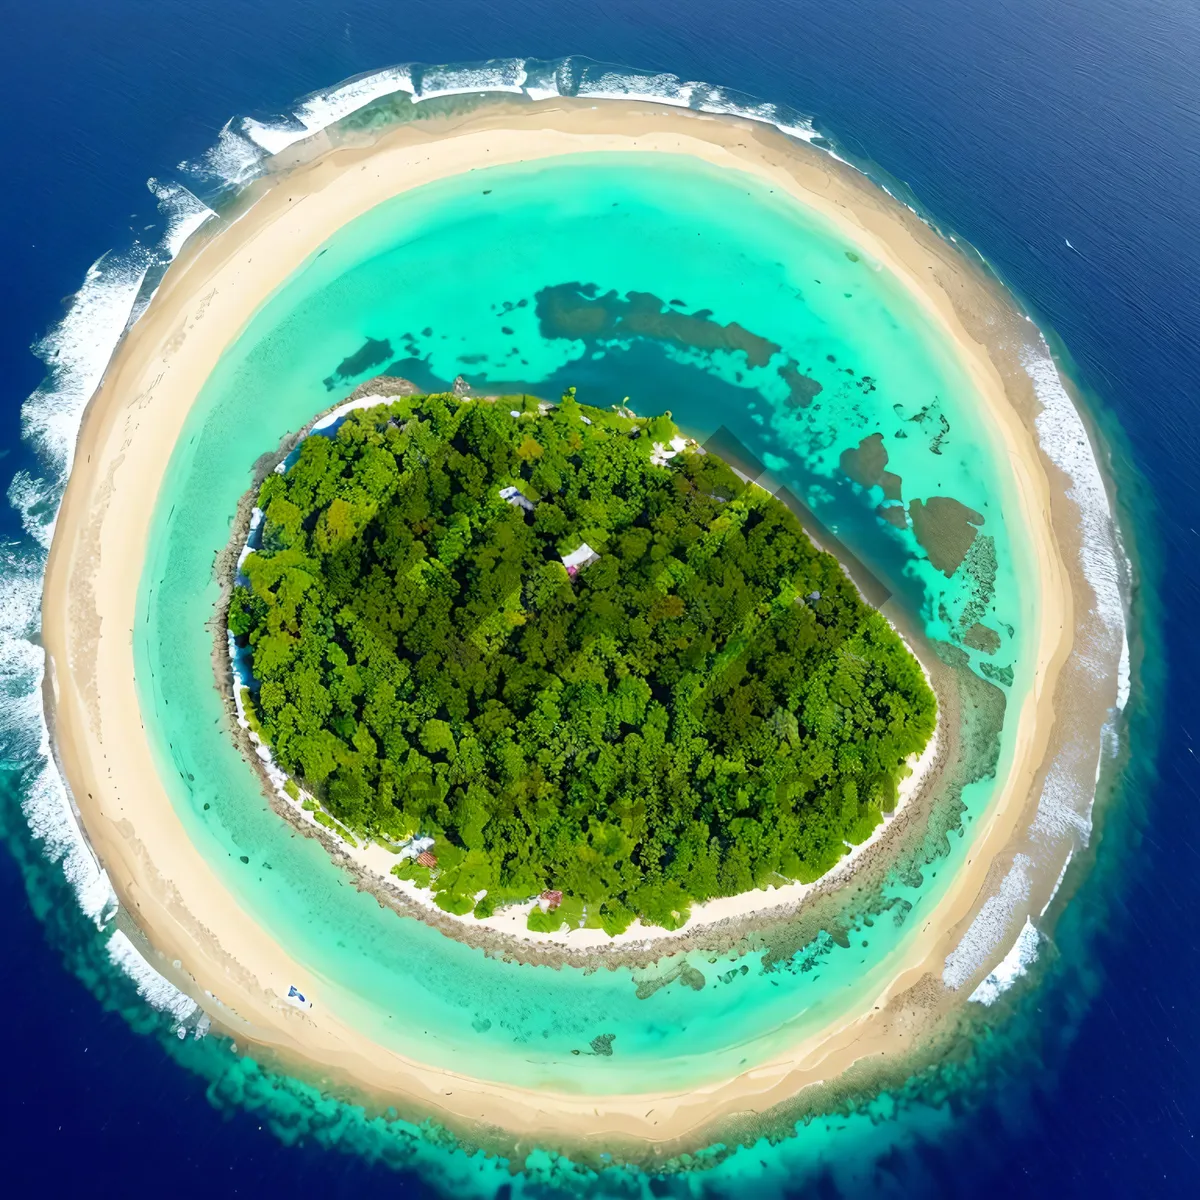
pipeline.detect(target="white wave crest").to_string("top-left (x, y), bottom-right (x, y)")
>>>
top-left (563, 63), bottom-right (824, 144)
top-left (248, 65), bottom-right (418, 156)
top-left (943, 853), bottom-right (1032, 989)
top-left (13, 250), bottom-right (150, 549)
top-left (184, 67), bottom-right (419, 185)
top-left (11, 162), bottom-right (218, 937)
top-left (181, 57), bottom-right (827, 191)
top-left (290, 64), bottom-right (415, 135)
top-left (1023, 339), bottom-right (1129, 848)
top-left (5, 471), bottom-right (58, 552)
top-left (21, 753), bottom-right (119, 924)
top-left (1040, 850), bottom-right (1074, 918)
top-left (968, 917), bottom-right (1040, 1005)
top-left (697, 93), bottom-right (822, 144)
top-left (0, 550), bottom-right (48, 753)
top-left (1030, 737), bottom-right (1099, 844)
top-left (186, 118), bottom-right (266, 188)
top-left (1116, 620), bottom-right (1131, 711)
top-left (416, 59), bottom-right (527, 102)
top-left (521, 59), bottom-right (567, 103)
top-left (147, 177), bottom-right (216, 257)
top-left (107, 930), bottom-right (198, 1026)
top-left (0, 547), bottom-right (118, 924)
top-left (575, 68), bottom-right (697, 108)
top-left (1026, 339), bottom-right (1127, 645)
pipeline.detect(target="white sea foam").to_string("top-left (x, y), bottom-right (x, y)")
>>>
top-left (11, 250), bottom-right (150, 548)
top-left (523, 83), bottom-right (561, 103)
top-left (181, 57), bottom-right (829, 191)
top-left (1117, 625), bottom-right (1131, 711)
top-left (692, 86), bottom-right (822, 145)
top-left (21, 752), bottom-right (119, 925)
top-left (5, 472), bottom-right (56, 552)
top-left (565, 65), bottom-right (825, 145)
top-left (10, 132), bottom-right (226, 940)
top-left (576, 70), bottom-right (697, 109)
top-left (290, 64), bottom-right (415, 133)
top-left (1026, 339), bottom-right (1126, 644)
top-left (0, 552), bottom-right (48, 736)
top-left (0, 547), bottom-right (118, 924)
top-left (415, 59), bottom-right (528, 102)
top-left (968, 917), bottom-right (1040, 1005)
top-left (187, 118), bottom-right (266, 187)
top-left (1024, 339), bottom-right (1128, 847)
top-left (246, 65), bottom-right (418, 156)
top-left (1040, 850), bottom-right (1074, 918)
top-left (1030, 738), bottom-right (1097, 844)
top-left (147, 177), bottom-right (216, 256)
top-left (107, 929), bottom-right (199, 1026)
top-left (1114, 531), bottom-right (1134, 711)
top-left (943, 853), bottom-right (1032, 989)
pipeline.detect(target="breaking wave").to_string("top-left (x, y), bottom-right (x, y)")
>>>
top-left (7, 175), bottom-right (214, 550)
top-left (1026, 336), bottom-right (1129, 675)
top-left (3, 172), bottom-right (213, 1004)
top-left (147, 178), bottom-right (217, 257)
top-left (106, 930), bottom-right (202, 1030)
top-left (8, 252), bottom-right (149, 548)
top-left (0, 543), bottom-right (117, 925)
top-left (968, 918), bottom-right (1041, 1006)
top-left (938, 333), bottom-right (1131, 1000)
top-left (183, 55), bottom-right (828, 189)
top-left (943, 854), bottom-right (1034, 991)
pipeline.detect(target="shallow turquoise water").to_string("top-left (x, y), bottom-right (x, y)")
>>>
top-left (136, 151), bottom-right (1037, 1093)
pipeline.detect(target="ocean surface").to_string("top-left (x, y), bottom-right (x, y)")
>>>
top-left (0, 1), bottom-right (1194, 1196)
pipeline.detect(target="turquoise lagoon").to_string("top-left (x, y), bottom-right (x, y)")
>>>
top-left (136, 151), bottom-right (1038, 1096)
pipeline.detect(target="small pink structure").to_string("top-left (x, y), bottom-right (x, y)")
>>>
top-left (416, 851), bottom-right (438, 869)
top-left (540, 889), bottom-right (563, 911)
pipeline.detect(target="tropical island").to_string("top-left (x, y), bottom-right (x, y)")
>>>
top-left (36, 91), bottom-right (1122, 1151)
top-left (230, 390), bottom-right (936, 933)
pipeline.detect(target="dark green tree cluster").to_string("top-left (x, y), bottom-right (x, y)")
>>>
top-left (230, 390), bottom-right (936, 932)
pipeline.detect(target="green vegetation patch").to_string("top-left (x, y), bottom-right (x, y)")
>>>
top-left (229, 391), bottom-right (936, 932)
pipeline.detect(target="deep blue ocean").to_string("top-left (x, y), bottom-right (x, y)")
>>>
top-left (2, 0), bottom-right (1197, 1195)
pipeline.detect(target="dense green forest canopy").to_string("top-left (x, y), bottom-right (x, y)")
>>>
top-left (230, 391), bottom-right (936, 933)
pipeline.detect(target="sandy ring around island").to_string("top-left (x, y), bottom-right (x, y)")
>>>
top-left (43, 98), bottom-right (1092, 1149)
